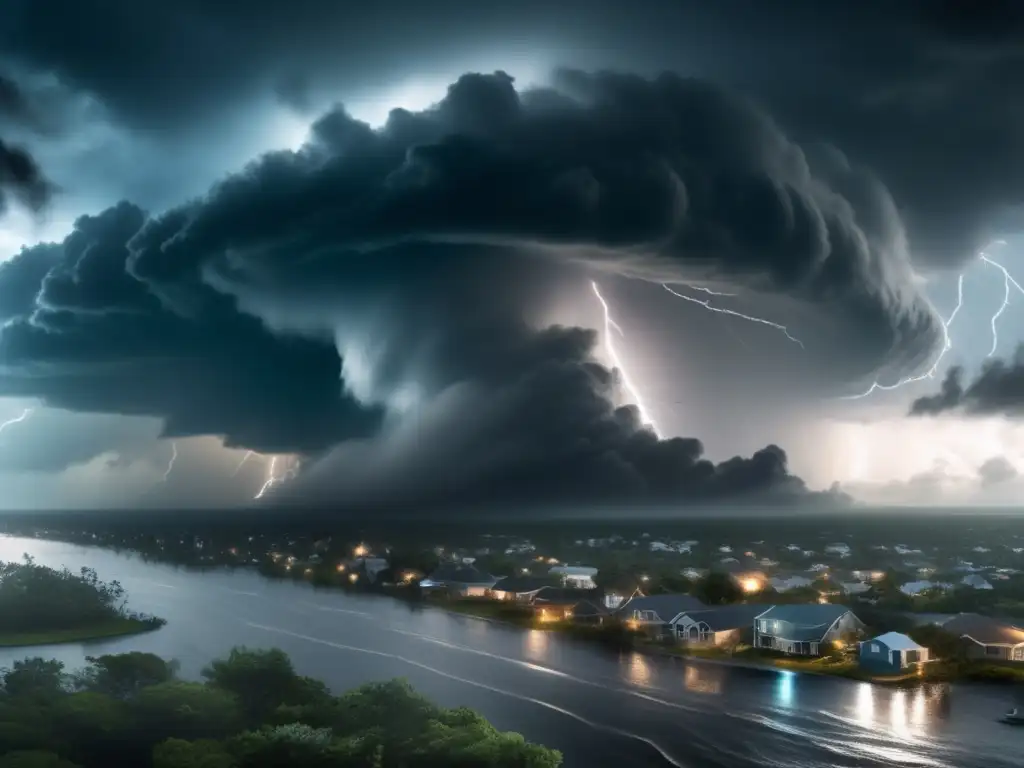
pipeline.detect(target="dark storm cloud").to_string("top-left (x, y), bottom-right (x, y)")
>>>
top-left (909, 345), bottom-right (1024, 418)
top-left (0, 202), bottom-right (383, 455)
top-left (4, 1), bottom-right (1021, 271)
top-left (285, 324), bottom-right (836, 509)
top-left (126, 70), bottom-right (938, 382)
top-left (0, 139), bottom-right (53, 217)
top-left (0, 70), bottom-right (869, 505)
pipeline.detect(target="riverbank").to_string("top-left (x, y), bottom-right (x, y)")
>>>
top-left (0, 616), bottom-right (164, 647)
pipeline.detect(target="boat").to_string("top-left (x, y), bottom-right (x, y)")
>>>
top-left (999, 707), bottom-right (1024, 725)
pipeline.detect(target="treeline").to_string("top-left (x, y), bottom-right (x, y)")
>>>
top-left (0, 556), bottom-right (164, 634)
top-left (0, 647), bottom-right (561, 768)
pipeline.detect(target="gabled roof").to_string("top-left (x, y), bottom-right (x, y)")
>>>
top-left (673, 604), bottom-right (776, 631)
top-left (756, 604), bottom-right (854, 626)
top-left (865, 632), bottom-right (925, 652)
top-left (942, 613), bottom-right (1024, 646)
top-left (491, 576), bottom-right (552, 593)
top-left (618, 593), bottom-right (705, 618)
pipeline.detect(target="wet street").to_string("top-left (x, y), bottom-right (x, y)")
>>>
top-left (1, 536), bottom-right (1018, 768)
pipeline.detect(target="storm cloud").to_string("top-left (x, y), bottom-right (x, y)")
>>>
top-left (910, 345), bottom-right (1024, 418)
top-left (0, 70), bottom-right (902, 506)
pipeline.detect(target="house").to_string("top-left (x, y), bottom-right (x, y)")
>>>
top-left (531, 587), bottom-right (602, 622)
top-left (569, 598), bottom-right (611, 625)
top-left (939, 613), bottom-right (1024, 662)
top-left (549, 565), bottom-right (598, 589)
top-left (670, 604), bottom-right (774, 647)
top-left (618, 594), bottom-right (706, 634)
top-left (354, 557), bottom-right (390, 584)
top-left (489, 576), bottom-right (553, 602)
top-left (769, 574), bottom-right (813, 593)
top-left (420, 564), bottom-right (497, 597)
top-left (961, 574), bottom-right (994, 590)
top-left (858, 632), bottom-right (929, 674)
top-left (753, 605), bottom-right (865, 656)
top-left (850, 569), bottom-right (886, 583)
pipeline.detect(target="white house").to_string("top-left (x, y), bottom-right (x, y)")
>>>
top-left (770, 574), bottom-right (813, 592)
top-left (549, 565), bottom-right (598, 589)
top-left (961, 574), bottom-right (994, 590)
top-left (825, 543), bottom-right (851, 557)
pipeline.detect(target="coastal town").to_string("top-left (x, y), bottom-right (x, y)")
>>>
top-left (5, 518), bottom-right (1023, 685)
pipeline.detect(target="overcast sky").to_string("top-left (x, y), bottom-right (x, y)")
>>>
top-left (1, 0), bottom-right (1023, 511)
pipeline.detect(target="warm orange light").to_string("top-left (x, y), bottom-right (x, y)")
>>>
top-left (741, 578), bottom-right (761, 593)
top-left (336, 563), bottom-right (346, 572)
top-left (304, 567), bottom-right (313, 576)
top-left (626, 619), bottom-right (640, 631)
top-left (348, 573), bottom-right (358, 583)
top-left (353, 544), bottom-right (368, 557)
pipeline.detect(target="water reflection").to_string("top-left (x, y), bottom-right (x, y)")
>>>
top-left (684, 664), bottom-right (723, 695)
top-left (525, 629), bottom-right (548, 661)
top-left (855, 682), bottom-right (874, 727)
top-left (622, 652), bottom-right (652, 687)
top-left (774, 670), bottom-right (795, 708)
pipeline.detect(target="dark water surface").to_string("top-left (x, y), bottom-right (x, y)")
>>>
top-left (1, 536), bottom-right (1018, 768)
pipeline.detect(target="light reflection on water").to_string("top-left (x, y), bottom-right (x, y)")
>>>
top-left (524, 629), bottom-right (548, 661)
top-left (775, 671), bottom-right (794, 708)
top-left (622, 651), bottom-right (652, 687)
top-left (684, 664), bottom-right (723, 695)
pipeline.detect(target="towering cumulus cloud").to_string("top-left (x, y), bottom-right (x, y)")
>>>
top-left (0, 71), bottom-right (941, 509)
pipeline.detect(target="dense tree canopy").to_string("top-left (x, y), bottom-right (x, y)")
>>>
top-left (0, 647), bottom-right (561, 768)
top-left (0, 556), bottom-right (162, 634)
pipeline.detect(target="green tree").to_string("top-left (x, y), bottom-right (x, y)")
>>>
top-left (908, 625), bottom-right (964, 662)
top-left (152, 738), bottom-right (236, 768)
top-left (2, 659), bottom-right (65, 699)
top-left (410, 707), bottom-right (563, 767)
top-left (229, 724), bottom-right (341, 768)
top-left (50, 692), bottom-right (132, 767)
top-left (202, 648), bottom-right (303, 724)
top-left (77, 652), bottom-right (178, 699)
top-left (694, 573), bottom-right (742, 606)
top-left (136, 682), bottom-right (243, 742)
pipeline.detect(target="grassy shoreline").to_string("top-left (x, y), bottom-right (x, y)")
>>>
top-left (0, 617), bottom-right (163, 647)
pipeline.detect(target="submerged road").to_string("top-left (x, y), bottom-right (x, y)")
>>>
top-left (1, 537), bottom-right (1018, 768)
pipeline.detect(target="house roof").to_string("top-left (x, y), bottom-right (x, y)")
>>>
top-left (618, 593), bottom-right (706, 619)
top-left (426, 564), bottom-right (495, 585)
top-left (549, 565), bottom-right (598, 576)
top-left (491, 576), bottom-right (552, 593)
top-left (674, 604), bottom-right (776, 631)
top-left (865, 632), bottom-right (925, 652)
top-left (941, 613), bottom-right (1024, 646)
top-left (756, 604), bottom-right (854, 626)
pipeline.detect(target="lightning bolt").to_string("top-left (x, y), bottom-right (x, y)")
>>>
top-left (590, 281), bottom-right (660, 437)
top-left (255, 455), bottom-right (300, 500)
top-left (978, 240), bottom-right (1021, 357)
top-left (661, 284), bottom-right (804, 348)
top-left (0, 408), bottom-right (33, 436)
top-left (232, 450), bottom-right (254, 476)
top-left (161, 441), bottom-right (178, 482)
top-left (844, 239), bottom-right (1017, 399)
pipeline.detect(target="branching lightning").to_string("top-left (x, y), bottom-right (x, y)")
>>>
top-left (590, 281), bottom-right (661, 437)
top-left (232, 450), bottom-right (254, 476)
top-left (845, 239), bottom-right (1020, 399)
top-left (661, 284), bottom-right (804, 348)
top-left (255, 455), bottom-right (300, 500)
top-left (0, 408), bottom-right (33, 436)
top-left (978, 240), bottom-right (1022, 357)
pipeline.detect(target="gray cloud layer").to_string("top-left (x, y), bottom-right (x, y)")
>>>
top-left (910, 344), bottom-right (1024, 418)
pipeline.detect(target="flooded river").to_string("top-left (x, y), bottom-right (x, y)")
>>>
top-left (1, 536), bottom-right (1018, 768)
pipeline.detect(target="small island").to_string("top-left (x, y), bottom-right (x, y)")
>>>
top-left (0, 556), bottom-right (165, 647)
top-left (0, 646), bottom-right (561, 768)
